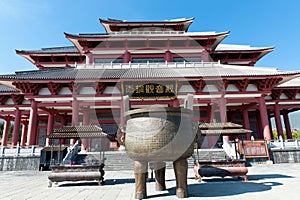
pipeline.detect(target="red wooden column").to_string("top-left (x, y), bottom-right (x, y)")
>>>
top-left (20, 121), bottom-right (28, 147)
top-left (219, 97), bottom-right (229, 141)
top-left (46, 111), bottom-right (54, 146)
top-left (60, 115), bottom-right (68, 145)
top-left (71, 99), bottom-right (79, 145)
top-left (201, 50), bottom-right (211, 62)
top-left (242, 109), bottom-right (251, 139)
top-left (1, 117), bottom-right (11, 147)
top-left (27, 100), bottom-right (38, 146)
top-left (12, 108), bottom-right (21, 147)
top-left (283, 110), bottom-right (292, 139)
top-left (258, 96), bottom-right (272, 140)
top-left (274, 103), bottom-right (284, 139)
top-left (123, 51), bottom-right (131, 63)
top-left (85, 52), bottom-right (93, 64)
top-left (81, 107), bottom-right (90, 151)
top-left (208, 104), bottom-right (218, 147)
top-left (268, 115), bottom-right (274, 139)
top-left (165, 50), bottom-right (172, 62)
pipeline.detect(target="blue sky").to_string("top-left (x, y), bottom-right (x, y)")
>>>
top-left (0, 0), bottom-right (299, 74)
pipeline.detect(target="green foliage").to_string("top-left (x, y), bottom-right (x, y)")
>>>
top-left (0, 121), bottom-right (3, 137)
top-left (272, 130), bottom-right (278, 140)
top-left (0, 121), bottom-right (14, 144)
top-left (272, 130), bottom-right (300, 139)
top-left (292, 131), bottom-right (300, 139)
top-left (0, 122), bottom-right (3, 142)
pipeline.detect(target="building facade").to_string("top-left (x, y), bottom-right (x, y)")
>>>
top-left (1, 18), bottom-right (300, 149)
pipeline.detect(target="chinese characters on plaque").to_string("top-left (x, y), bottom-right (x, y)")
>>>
top-left (122, 81), bottom-right (177, 99)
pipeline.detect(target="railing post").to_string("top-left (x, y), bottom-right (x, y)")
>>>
top-left (31, 146), bottom-right (35, 156)
top-left (15, 144), bottom-right (20, 156)
top-left (279, 135), bottom-right (284, 149)
top-left (0, 146), bottom-right (5, 157)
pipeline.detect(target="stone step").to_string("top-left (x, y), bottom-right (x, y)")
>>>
top-left (77, 149), bottom-right (228, 171)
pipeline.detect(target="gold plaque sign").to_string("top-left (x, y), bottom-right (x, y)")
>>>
top-left (122, 81), bottom-right (177, 99)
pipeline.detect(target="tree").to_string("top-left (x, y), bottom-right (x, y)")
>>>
top-left (0, 121), bottom-right (3, 137)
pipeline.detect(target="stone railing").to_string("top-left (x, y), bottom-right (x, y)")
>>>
top-left (269, 138), bottom-right (300, 149)
top-left (0, 146), bottom-right (42, 157)
top-left (109, 31), bottom-right (186, 35)
top-left (76, 61), bottom-right (221, 70)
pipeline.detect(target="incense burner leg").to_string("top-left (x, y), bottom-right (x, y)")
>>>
top-left (153, 161), bottom-right (166, 191)
top-left (134, 161), bottom-right (148, 199)
top-left (193, 162), bottom-right (201, 181)
top-left (173, 158), bottom-right (188, 198)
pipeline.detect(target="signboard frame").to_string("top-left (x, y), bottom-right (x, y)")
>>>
top-left (122, 81), bottom-right (178, 99)
top-left (239, 140), bottom-right (270, 159)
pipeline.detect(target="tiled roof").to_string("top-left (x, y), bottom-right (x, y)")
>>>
top-left (47, 125), bottom-right (107, 139)
top-left (0, 64), bottom-right (299, 81)
top-left (102, 17), bottom-right (194, 23)
top-left (0, 84), bottom-right (18, 93)
top-left (276, 78), bottom-right (300, 88)
top-left (215, 44), bottom-right (274, 51)
top-left (200, 129), bottom-right (252, 135)
top-left (199, 122), bottom-right (252, 135)
top-left (199, 122), bottom-right (243, 129)
top-left (16, 46), bottom-right (79, 54)
top-left (66, 31), bottom-right (229, 38)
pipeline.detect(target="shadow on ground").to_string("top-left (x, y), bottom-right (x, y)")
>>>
top-left (57, 178), bottom-right (136, 187)
top-left (147, 181), bottom-right (283, 198)
top-left (57, 173), bottom-right (293, 198)
top-left (247, 174), bottom-right (293, 180)
top-left (149, 173), bottom-right (293, 199)
top-left (186, 181), bottom-right (282, 198)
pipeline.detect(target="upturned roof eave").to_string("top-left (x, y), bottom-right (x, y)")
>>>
top-left (214, 46), bottom-right (275, 53)
top-left (99, 17), bottom-right (195, 33)
top-left (64, 31), bottom-right (230, 39)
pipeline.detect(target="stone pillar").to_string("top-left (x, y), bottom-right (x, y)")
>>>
top-left (71, 99), bottom-right (79, 145)
top-left (274, 103), bottom-right (284, 139)
top-left (283, 110), bottom-right (292, 139)
top-left (12, 108), bottom-right (21, 147)
top-left (1, 118), bottom-right (11, 147)
top-left (46, 111), bottom-right (54, 146)
top-left (242, 109), bottom-right (251, 139)
top-left (20, 121), bottom-right (28, 147)
top-left (258, 97), bottom-right (271, 140)
top-left (27, 100), bottom-right (38, 146)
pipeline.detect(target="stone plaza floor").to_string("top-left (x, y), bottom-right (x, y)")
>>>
top-left (0, 163), bottom-right (299, 200)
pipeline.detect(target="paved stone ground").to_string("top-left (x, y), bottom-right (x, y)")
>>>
top-left (0, 163), bottom-right (299, 200)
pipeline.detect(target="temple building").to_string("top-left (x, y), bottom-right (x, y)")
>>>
top-left (1, 17), bottom-right (300, 149)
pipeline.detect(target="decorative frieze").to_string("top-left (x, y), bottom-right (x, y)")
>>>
top-left (12, 81), bottom-right (42, 95)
